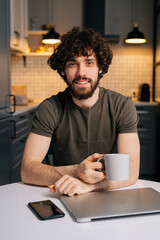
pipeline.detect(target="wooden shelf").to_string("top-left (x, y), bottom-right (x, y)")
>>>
top-left (28, 30), bottom-right (48, 35)
top-left (14, 31), bottom-right (53, 56)
top-left (15, 52), bottom-right (52, 56)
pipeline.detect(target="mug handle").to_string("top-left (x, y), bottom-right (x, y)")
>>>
top-left (97, 157), bottom-right (106, 173)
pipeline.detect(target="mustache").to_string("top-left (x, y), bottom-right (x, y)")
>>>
top-left (72, 76), bottom-right (92, 84)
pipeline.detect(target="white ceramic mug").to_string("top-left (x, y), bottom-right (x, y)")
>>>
top-left (97, 153), bottom-right (130, 180)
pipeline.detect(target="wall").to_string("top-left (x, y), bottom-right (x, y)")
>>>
top-left (11, 0), bottom-right (154, 100)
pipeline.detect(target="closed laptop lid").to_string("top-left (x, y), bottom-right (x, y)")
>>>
top-left (60, 188), bottom-right (160, 222)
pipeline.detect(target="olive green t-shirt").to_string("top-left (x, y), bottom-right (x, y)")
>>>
top-left (31, 87), bottom-right (138, 166)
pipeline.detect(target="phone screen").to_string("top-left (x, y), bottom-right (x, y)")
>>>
top-left (28, 200), bottom-right (65, 220)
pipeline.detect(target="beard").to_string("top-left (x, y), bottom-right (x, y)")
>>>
top-left (65, 75), bottom-right (100, 100)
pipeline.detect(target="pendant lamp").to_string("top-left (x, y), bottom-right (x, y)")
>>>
top-left (125, 23), bottom-right (146, 44)
top-left (42, 25), bottom-right (61, 44)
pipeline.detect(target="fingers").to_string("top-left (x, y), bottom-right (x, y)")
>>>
top-left (52, 175), bottom-right (93, 197)
top-left (86, 153), bottom-right (104, 162)
top-left (81, 153), bottom-right (104, 170)
top-left (84, 170), bottom-right (105, 184)
top-left (80, 158), bottom-right (104, 172)
top-left (54, 175), bottom-right (79, 197)
top-left (86, 161), bottom-right (104, 170)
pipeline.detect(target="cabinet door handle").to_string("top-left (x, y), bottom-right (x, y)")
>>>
top-left (136, 110), bottom-right (149, 114)
top-left (11, 120), bottom-right (16, 139)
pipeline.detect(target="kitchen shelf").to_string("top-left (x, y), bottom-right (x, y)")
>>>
top-left (28, 30), bottom-right (48, 35)
top-left (15, 52), bottom-right (52, 57)
top-left (14, 31), bottom-right (53, 56)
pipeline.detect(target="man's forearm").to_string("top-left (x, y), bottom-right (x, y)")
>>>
top-left (21, 153), bottom-right (105, 187)
top-left (21, 160), bottom-right (77, 186)
top-left (91, 176), bottom-right (138, 192)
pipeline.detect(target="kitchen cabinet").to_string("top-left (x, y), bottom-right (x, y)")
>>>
top-left (136, 104), bottom-right (157, 180)
top-left (0, 117), bottom-right (11, 185)
top-left (10, 0), bottom-right (29, 53)
top-left (10, 108), bottom-right (35, 183)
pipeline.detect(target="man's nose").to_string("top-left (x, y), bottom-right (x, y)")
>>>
top-left (76, 64), bottom-right (86, 77)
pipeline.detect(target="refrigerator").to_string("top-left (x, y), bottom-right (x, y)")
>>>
top-left (0, 0), bottom-right (11, 118)
top-left (0, 0), bottom-right (11, 185)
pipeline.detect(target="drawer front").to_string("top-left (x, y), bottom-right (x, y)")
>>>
top-left (10, 110), bottom-right (36, 183)
top-left (136, 106), bottom-right (156, 140)
top-left (136, 106), bottom-right (157, 120)
top-left (13, 113), bottom-right (28, 124)
top-left (137, 111), bottom-right (155, 124)
top-left (11, 114), bottom-right (29, 139)
top-left (136, 106), bottom-right (156, 122)
top-left (16, 117), bottom-right (29, 132)
top-left (11, 133), bottom-right (28, 166)
top-left (11, 162), bottom-right (21, 183)
top-left (16, 125), bottom-right (29, 139)
top-left (137, 122), bottom-right (156, 140)
top-left (139, 140), bottom-right (156, 175)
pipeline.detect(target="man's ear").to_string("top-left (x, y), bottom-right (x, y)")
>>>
top-left (99, 69), bottom-right (102, 74)
top-left (61, 71), bottom-right (65, 76)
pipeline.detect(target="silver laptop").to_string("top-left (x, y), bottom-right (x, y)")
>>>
top-left (60, 188), bottom-right (160, 222)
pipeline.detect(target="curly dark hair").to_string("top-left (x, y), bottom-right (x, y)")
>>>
top-left (47, 27), bottom-right (113, 80)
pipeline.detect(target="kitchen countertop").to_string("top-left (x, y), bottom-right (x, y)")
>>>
top-left (133, 101), bottom-right (158, 106)
top-left (11, 98), bottom-right (158, 116)
top-left (12, 100), bottom-right (41, 116)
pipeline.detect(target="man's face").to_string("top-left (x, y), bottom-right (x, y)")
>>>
top-left (63, 54), bottom-right (101, 100)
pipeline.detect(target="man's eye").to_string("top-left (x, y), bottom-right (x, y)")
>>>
top-left (87, 61), bottom-right (93, 66)
top-left (68, 63), bottom-right (76, 67)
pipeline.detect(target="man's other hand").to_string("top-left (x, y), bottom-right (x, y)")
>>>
top-left (51, 175), bottom-right (94, 197)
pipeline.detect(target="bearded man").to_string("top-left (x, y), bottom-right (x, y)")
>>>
top-left (21, 27), bottom-right (140, 196)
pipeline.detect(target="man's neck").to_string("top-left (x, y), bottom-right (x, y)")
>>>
top-left (72, 87), bottom-right (100, 109)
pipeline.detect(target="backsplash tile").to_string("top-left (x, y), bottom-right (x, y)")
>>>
top-left (11, 54), bottom-right (153, 99)
top-left (101, 55), bottom-right (152, 97)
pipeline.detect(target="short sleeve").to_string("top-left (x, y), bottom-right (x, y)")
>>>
top-left (31, 98), bottom-right (60, 137)
top-left (116, 98), bottom-right (139, 133)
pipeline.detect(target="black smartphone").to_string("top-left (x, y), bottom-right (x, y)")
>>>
top-left (28, 200), bottom-right (65, 220)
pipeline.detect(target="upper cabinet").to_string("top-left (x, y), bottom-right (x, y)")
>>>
top-left (11, 0), bottom-right (83, 56)
top-left (10, 0), bottom-right (29, 53)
